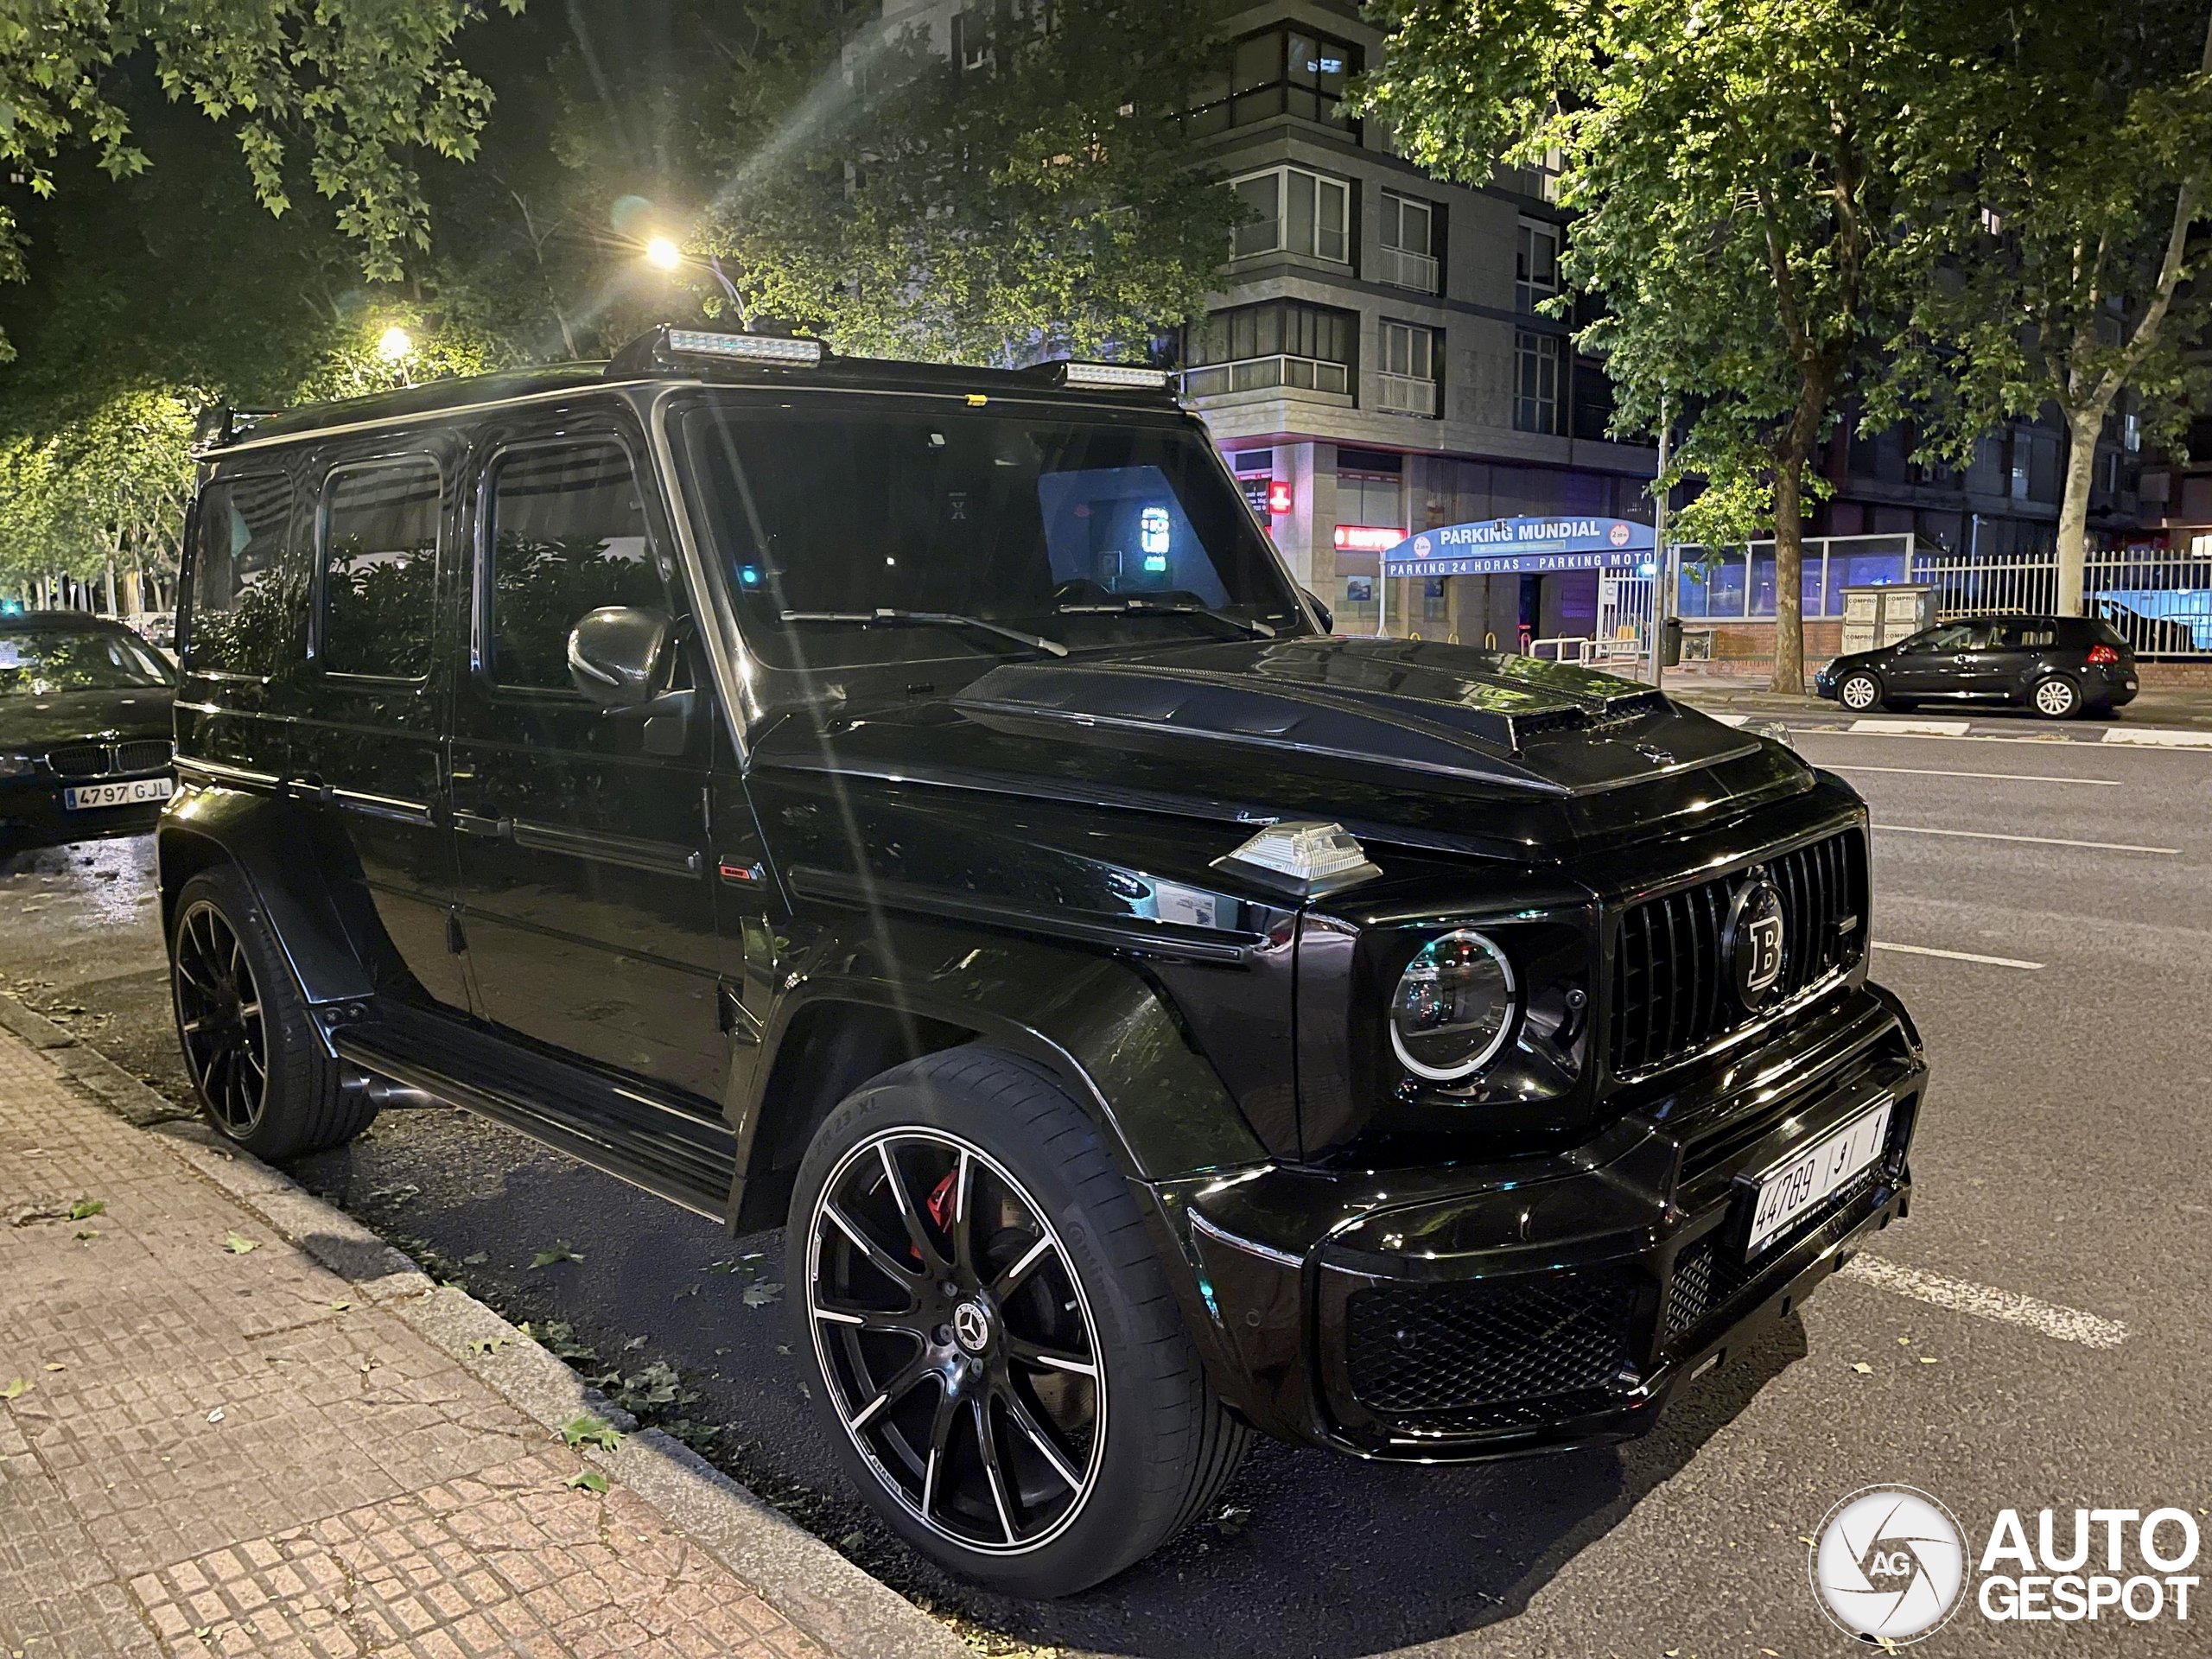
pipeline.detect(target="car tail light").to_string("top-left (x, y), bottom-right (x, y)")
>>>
top-left (2086, 644), bottom-right (2120, 665)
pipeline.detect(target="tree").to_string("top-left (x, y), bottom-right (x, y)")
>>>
top-left (1358, 0), bottom-right (1925, 692)
top-left (1880, 0), bottom-right (2212, 612)
top-left (0, 0), bottom-right (520, 353)
top-left (687, 0), bottom-right (1239, 364)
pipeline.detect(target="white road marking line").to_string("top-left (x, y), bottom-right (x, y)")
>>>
top-left (1871, 941), bottom-right (2044, 970)
top-left (1874, 823), bottom-right (2179, 855)
top-left (1840, 1255), bottom-right (2129, 1349)
top-left (1795, 728), bottom-right (2201, 751)
top-left (1828, 764), bottom-right (2120, 786)
top-left (2101, 727), bottom-right (2212, 748)
top-left (1851, 716), bottom-right (1973, 736)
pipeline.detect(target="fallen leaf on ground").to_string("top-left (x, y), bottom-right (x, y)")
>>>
top-left (1851, 1362), bottom-right (1873, 1375)
top-left (329, 1300), bottom-right (351, 1312)
top-left (3, 1377), bottom-right (29, 1400)
top-left (206, 1408), bottom-right (224, 1424)
top-left (560, 1414), bottom-right (623, 1451)
top-left (74, 1230), bottom-right (99, 1241)
top-left (67, 1198), bottom-right (104, 1220)
top-left (1918, 1356), bottom-right (1940, 1365)
top-left (673, 1283), bottom-right (698, 1300)
top-left (41, 1363), bottom-right (63, 1372)
top-left (564, 1468), bottom-right (610, 1493)
top-left (743, 1281), bottom-right (785, 1307)
top-left (530, 1241), bottom-right (582, 1268)
top-left (467, 1337), bottom-right (511, 1357)
top-left (461, 1252), bottom-right (488, 1266)
top-left (623, 1335), bottom-right (649, 1351)
top-left (223, 1232), bottom-right (259, 1255)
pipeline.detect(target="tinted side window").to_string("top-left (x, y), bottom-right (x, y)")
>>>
top-left (486, 443), bottom-right (663, 690)
top-left (321, 461), bottom-right (441, 679)
top-left (2003, 622), bottom-right (2058, 648)
top-left (187, 474), bottom-right (298, 674)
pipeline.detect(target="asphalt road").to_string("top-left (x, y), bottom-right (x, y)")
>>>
top-left (3, 731), bottom-right (2208, 1657)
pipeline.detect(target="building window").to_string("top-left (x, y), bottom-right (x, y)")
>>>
top-left (1377, 192), bottom-right (1440, 293)
top-left (1187, 27), bottom-right (1359, 136)
top-left (1514, 331), bottom-right (1561, 435)
top-left (1231, 167), bottom-right (1350, 263)
top-left (950, 8), bottom-right (991, 72)
top-left (1337, 451), bottom-right (1402, 529)
top-left (1180, 300), bottom-right (1358, 399)
top-left (1516, 219), bottom-right (1560, 314)
top-left (1377, 321), bottom-right (1440, 417)
top-left (1571, 358), bottom-right (1615, 442)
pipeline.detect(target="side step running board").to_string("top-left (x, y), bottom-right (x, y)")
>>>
top-left (333, 1005), bottom-right (736, 1222)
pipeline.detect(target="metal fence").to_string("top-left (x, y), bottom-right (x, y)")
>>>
top-left (1912, 547), bottom-right (2212, 656)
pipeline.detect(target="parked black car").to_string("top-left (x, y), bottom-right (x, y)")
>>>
top-left (162, 327), bottom-right (1927, 1596)
top-left (0, 612), bottom-right (176, 854)
top-left (1815, 614), bottom-right (2139, 719)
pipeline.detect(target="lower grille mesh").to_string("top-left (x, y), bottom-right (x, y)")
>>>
top-left (1663, 1166), bottom-right (1885, 1340)
top-left (1347, 1273), bottom-right (1637, 1416)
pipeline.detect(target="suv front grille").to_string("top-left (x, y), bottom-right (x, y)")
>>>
top-left (1346, 1272), bottom-right (1637, 1418)
top-left (1609, 830), bottom-right (1866, 1077)
top-left (43, 742), bottom-right (112, 779)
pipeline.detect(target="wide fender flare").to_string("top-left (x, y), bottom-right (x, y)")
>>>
top-left (158, 785), bottom-right (382, 1019)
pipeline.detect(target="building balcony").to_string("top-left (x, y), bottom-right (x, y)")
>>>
top-left (1375, 372), bottom-right (1439, 417)
top-left (1372, 245), bottom-right (1440, 294)
top-left (1178, 354), bottom-right (1353, 401)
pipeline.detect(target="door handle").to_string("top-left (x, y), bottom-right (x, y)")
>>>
top-left (452, 810), bottom-right (510, 839)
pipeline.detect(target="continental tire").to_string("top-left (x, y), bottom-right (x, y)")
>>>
top-left (170, 867), bottom-right (375, 1160)
top-left (790, 1046), bottom-right (1250, 1597)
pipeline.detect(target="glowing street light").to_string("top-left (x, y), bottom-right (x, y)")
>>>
top-left (375, 325), bottom-right (414, 361)
top-left (645, 236), bottom-right (683, 270)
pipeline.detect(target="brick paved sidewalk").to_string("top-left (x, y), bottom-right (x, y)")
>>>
top-left (0, 1024), bottom-right (831, 1659)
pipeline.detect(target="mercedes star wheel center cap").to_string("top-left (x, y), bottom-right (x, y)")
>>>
top-left (951, 1299), bottom-right (994, 1354)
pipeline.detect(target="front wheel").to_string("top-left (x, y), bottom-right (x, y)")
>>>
top-left (1837, 671), bottom-right (1883, 712)
top-left (791, 1048), bottom-right (1250, 1597)
top-left (2031, 675), bottom-right (2082, 719)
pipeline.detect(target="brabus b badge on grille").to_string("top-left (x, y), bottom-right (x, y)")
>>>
top-left (1727, 874), bottom-right (1788, 1007)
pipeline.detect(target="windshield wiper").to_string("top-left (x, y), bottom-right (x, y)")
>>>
top-left (779, 609), bottom-right (1068, 658)
top-left (1055, 600), bottom-right (1275, 639)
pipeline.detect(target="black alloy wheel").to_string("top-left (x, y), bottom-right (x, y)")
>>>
top-left (805, 1127), bottom-right (1106, 1555)
top-left (175, 897), bottom-right (269, 1138)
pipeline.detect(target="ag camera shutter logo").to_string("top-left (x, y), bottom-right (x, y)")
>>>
top-left (1810, 1486), bottom-right (1967, 1643)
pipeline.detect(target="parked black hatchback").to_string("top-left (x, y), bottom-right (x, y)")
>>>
top-left (1816, 613), bottom-right (2139, 719)
top-left (162, 327), bottom-right (1928, 1596)
top-left (0, 612), bottom-right (176, 854)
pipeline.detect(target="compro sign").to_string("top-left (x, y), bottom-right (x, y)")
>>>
top-left (1381, 515), bottom-right (1656, 579)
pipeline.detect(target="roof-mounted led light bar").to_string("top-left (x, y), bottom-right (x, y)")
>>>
top-left (1040, 359), bottom-right (1171, 391)
top-left (665, 328), bottom-right (823, 365)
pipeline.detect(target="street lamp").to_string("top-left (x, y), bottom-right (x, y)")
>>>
top-left (375, 326), bottom-right (414, 362)
top-left (639, 235), bottom-right (749, 327)
top-left (645, 236), bottom-right (683, 271)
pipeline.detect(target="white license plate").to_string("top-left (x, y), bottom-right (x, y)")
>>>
top-left (62, 776), bottom-right (173, 811)
top-left (1745, 1099), bottom-right (1892, 1257)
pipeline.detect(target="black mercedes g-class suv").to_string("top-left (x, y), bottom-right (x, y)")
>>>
top-left (162, 326), bottom-right (1926, 1597)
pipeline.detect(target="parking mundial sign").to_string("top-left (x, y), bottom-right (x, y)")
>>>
top-left (1381, 515), bottom-right (1656, 578)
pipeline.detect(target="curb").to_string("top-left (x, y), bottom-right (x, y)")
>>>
top-left (0, 988), bottom-right (971, 1659)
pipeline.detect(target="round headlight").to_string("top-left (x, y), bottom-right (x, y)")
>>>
top-left (1388, 929), bottom-right (1516, 1082)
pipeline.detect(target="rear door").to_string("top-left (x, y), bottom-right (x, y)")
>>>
top-left (1982, 619), bottom-right (2056, 701)
top-left (289, 440), bottom-right (470, 1011)
top-left (447, 416), bottom-right (728, 1103)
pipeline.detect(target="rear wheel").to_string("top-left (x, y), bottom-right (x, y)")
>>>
top-left (2031, 675), bottom-right (2082, 719)
top-left (791, 1048), bottom-right (1249, 1597)
top-left (1837, 671), bottom-right (1882, 712)
top-left (170, 868), bottom-right (374, 1160)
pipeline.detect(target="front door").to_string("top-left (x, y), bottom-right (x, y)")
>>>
top-left (448, 423), bottom-right (728, 1103)
top-left (1884, 622), bottom-right (1978, 699)
top-left (289, 442), bottom-right (469, 1011)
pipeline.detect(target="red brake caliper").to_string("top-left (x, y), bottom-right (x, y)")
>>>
top-left (913, 1168), bottom-right (957, 1263)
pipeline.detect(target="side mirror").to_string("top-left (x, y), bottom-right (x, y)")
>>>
top-left (567, 606), bottom-right (672, 709)
top-left (1302, 588), bottom-right (1334, 632)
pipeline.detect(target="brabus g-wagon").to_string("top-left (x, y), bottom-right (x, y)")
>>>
top-left (162, 326), bottom-right (1928, 1596)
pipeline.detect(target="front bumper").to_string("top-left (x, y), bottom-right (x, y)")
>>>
top-left (1160, 983), bottom-right (1923, 1460)
top-left (0, 774), bottom-right (172, 848)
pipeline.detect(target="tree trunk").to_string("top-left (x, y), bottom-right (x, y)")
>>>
top-left (1770, 460), bottom-right (1807, 695)
top-left (2054, 403), bottom-right (2106, 617)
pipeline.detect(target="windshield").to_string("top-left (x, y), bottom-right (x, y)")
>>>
top-left (677, 400), bottom-right (1306, 669)
top-left (0, 627), bottom-right (175, 696)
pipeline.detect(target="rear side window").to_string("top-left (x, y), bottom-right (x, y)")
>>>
top-left (1999, 621), bottom-right (2058, 648)
top-left (320, 461), bottom-right (442, 680)
top-left (186, 474), bottom-right (297, 674)
top-left (484, 442), bottom-right (664, 690)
